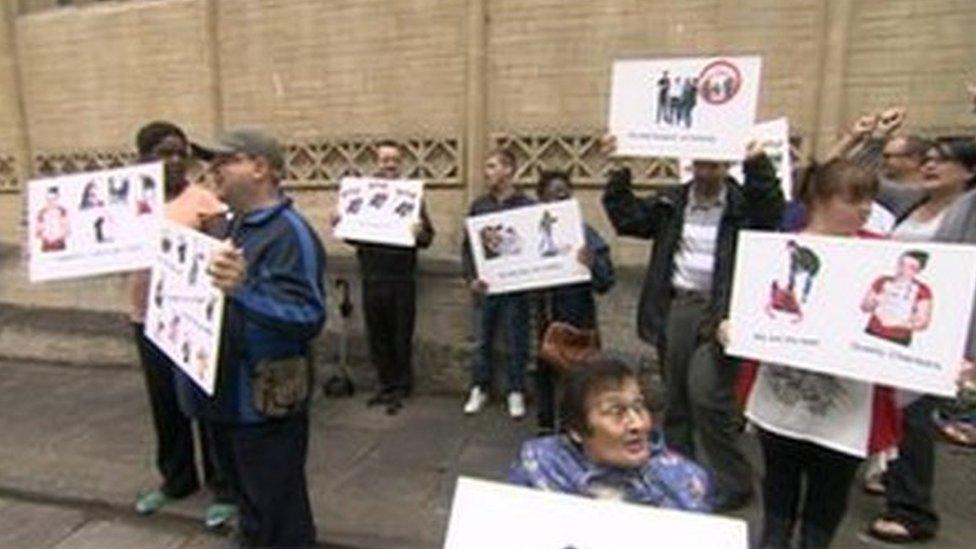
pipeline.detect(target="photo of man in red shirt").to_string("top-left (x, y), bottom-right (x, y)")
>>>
top-left (861, 250), bottom-right (933, 346)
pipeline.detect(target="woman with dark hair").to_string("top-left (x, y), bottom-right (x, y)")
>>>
top-left (725, 159), bottom-right (901, 549)
top-left (509, 354), bottom-right (712, 511)
top-left (533, 170), bottom-right (615, 433)
top-left (128, 121), bottom-right (234, 529)
top-left (867, 137), bottom-right (976, 543)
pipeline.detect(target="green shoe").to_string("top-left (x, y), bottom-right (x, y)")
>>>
top-left (204, 503), bottom-right (237, 530)
top-left (134, 489), bottom-right (172, 515)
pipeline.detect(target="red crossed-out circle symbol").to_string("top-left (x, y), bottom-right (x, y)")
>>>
top-left (698, 59), bottom-right (742, 106)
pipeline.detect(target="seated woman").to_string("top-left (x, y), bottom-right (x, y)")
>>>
top-left (508, 355), bottom-right (712, 512)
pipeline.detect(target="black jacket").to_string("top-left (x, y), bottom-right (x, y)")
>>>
top-left (601, 156), bottom-right (784, 344)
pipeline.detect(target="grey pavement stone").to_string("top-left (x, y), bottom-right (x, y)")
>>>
top-left (51, 520), bottom-right (185, 549)
top-left (0, 498), bottom-right (86, 548)
top-left (2, 358), bottom-right (975, 548)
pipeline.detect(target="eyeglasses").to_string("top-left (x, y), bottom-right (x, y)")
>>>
top-left (595, 399), bottom-right (649, 423)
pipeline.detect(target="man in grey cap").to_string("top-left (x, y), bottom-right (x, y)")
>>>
top-left (189, 128), bottom-right (327, 547)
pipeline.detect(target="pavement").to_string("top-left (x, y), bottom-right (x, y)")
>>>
top-left (0, 357), bottom-right (974, 548)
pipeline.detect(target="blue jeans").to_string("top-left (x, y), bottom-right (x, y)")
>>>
top-left (471, 294), bottom-right (530, 393)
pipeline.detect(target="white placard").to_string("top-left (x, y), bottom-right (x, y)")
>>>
top-left (727, 231), bottom-right (976, 396)
top-left (443, 477), bottom-right (748, 549)
top-left (333, 177), bottom-right (424, 247)
top-left (609, 56), bottom-right (762, 161)
top-left (144, 221), bottom-right (225, 396)
top-left (678, 117), bottom-right (793, 198)
top-left (465, 200), bottom-right (589, 295)
top-left (27, 162), bottom-right (164, 282)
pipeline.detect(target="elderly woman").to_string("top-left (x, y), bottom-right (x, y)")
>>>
top-left (508, 355), bottom-right (712, 512)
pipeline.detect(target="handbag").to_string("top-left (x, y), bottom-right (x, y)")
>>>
top-left (537, 294), bottom-right (600, 373)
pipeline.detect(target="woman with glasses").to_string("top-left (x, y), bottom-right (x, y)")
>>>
top-left (508, 354), bottom-right (713, 512)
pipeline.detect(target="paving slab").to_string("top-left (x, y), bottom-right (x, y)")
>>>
top-left (50, 519), bottom-right (185, 549)
top-left (1, 359), bottom-right (975, 548)
top-left (0, 498), bottom-right (87, 548)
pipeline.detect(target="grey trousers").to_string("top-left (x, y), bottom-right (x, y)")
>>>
top-left (657, 293), bottom-right (753, 498)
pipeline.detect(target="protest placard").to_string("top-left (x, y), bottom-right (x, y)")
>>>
top-left (727, 231), bottom-right (976, 396)
top-left (679, 117), bottom-right (793, 198)
top-left (27, 162), bottom-right (164, 282)
top-left (609, 56), bottom-right (762, 161)
top-left (465, 199), bottom-right (589, 294)
top-left (333, 176), bottom-right (424, 247)
top-left (443, 477), bottom-right (748, 549)
top-left (144, 221), bottom-right (225, 396)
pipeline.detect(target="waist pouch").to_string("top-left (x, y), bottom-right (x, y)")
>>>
top-left (251, 355), bottom-right (311, 418)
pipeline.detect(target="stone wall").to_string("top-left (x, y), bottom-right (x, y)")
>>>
top-left (1, 0), bottom-right (975, 392)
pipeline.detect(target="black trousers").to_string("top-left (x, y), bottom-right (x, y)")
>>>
top-left (882, 396), bottom-right (939, 535)
top-left (758, 429), bottom-right (861, 549)
top-left (230, 414), bottom-right (315, 548)
top-left (362, 278), bottom-right (417, 395)
top-left (133, 323), bottom-right (231, 501)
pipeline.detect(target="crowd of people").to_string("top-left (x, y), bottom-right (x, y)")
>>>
top-left (118, 84), bottom-right (976, 548)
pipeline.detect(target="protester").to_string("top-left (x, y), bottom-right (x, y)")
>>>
top-left (192, 128), bottom-right (327, 548)
top-left (601, 136), bottom-right (783, 510)
top-left (509, 354), bottom-right (712, 511)
top-left (813, 108), bottom-right (929, 233)
top-left (128, 121), bottom-right (236, 529)
top-left (533, 170), bottom-right (615, 433)
top-left (461, 148), bottom-right (535, 418)
top-left (335, 140), bottom-right (435, 415)
top-left (866, 137), bottom-right (976, 543)
top-left (726, 159), bottom-right (901, 549)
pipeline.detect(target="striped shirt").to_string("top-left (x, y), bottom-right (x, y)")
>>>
top-left (671, 188), bottom-right (725, 292)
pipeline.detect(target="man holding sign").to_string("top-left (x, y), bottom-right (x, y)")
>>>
top-left (195, 128), bottom-right (326, 548)
top-left (461, 148), bottom-right (535, 419)
top-left (601, 134), bottom-right (783, 511)
top-left (334, 140), bottom-right (435, 414)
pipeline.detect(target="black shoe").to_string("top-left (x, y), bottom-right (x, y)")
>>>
top-left (385, 397), bottom-right (403, 415)
top-left (713, 490), bottom-right (754, 512)
top-left (367, 391), bottom-right (392, 407)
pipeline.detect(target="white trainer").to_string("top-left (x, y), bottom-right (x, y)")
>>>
top-left (507, 391), bottom-right (526, 420)
top-left (463, 387), bottom-right (488, 415)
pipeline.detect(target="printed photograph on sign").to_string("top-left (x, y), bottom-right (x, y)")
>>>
top-left (27, 162), bottom-right (165, 282)
top-left (609, 56), bottom-right (762, 161)
top-left (727, 231), bottom-right (976, 397)
top-left (333, 176), bottom-right (424, 247)
top-left (466, 200), bottom-right (589, 294)
top-left (144, 221), bottom-right (225, 396)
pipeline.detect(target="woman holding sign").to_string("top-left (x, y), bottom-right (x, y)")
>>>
top-left (866, 137), bottom-right (976, 543)
top-left (722, 160), bottom-right (901, 549)
top-left (532, 170), bottom-right (616, 434)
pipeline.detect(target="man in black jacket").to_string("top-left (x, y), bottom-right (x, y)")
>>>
top-left (341, 140), bottom-right (435, 415)
top-left (602, 138), bottom-right (784, 510)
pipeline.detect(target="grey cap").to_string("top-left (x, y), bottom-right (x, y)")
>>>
top-left (194, 128), bottom-right (285, 173)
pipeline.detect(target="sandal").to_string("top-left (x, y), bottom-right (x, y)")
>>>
top-left (867, 515), bottom-right (934, 544)
top-left (863, 475), bottom-right (885, 496)
top-left (936, 421), bottom-right (976, 447)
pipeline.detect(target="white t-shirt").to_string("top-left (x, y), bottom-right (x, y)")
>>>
top-left (746, 364), bottom-right (875, 457)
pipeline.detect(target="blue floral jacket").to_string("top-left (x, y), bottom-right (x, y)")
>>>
top-left (507, 434), bottom-right (713, 512)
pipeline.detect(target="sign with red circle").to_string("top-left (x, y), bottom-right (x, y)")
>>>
top-left (698, 60), bottom-right (742, 106)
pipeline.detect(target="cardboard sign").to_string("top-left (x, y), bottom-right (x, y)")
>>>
top-left (443, 477), bottom-right (748, 549)
top-left (333, 177), bottom-right (424, 247)
top-left (27, 162), bottom-right (164, 282)
top-left (609, 56), bottom-right (762, 161)
top-left (727, 231), bottom-right (976, 396)
top-left (465, 200), bottom-right (589, 294)
top-left (144, 221), bottom-right (225, 396)
top-left (679, 118), bottom-right (792, 199)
